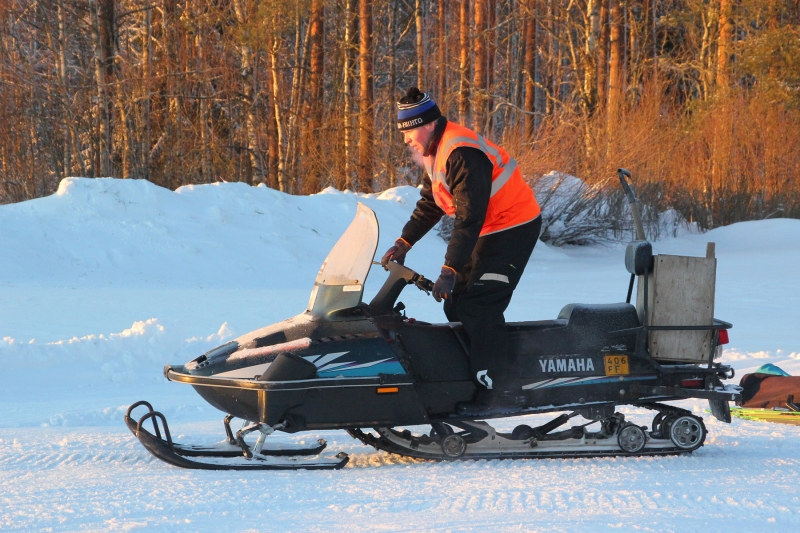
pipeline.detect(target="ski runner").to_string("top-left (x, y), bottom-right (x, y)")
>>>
top-left (381, 87), bottom-right (542, 414)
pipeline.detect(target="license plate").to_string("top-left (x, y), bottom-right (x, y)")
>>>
top-left (605, 355), bottom-right (629, 376)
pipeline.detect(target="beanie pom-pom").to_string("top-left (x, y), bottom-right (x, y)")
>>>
top-left (400, 87), bottom-right (426, 105)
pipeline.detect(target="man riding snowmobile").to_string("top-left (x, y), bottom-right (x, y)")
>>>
top-left (382, 87), bottom-right (542, 414)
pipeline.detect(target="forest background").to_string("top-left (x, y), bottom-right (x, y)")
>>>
top-left (1, 0), bottom-right (799, 243)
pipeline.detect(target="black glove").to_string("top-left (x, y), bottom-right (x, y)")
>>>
top-left (433, 266), bottom-right (456, 302)
top-left (381, 238), bottom-right (412, 267)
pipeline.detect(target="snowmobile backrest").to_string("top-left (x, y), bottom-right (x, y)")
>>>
top-left (625, 240), bottom-right (653, 275)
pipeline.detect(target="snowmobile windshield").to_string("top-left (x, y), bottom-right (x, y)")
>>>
top-left (307, 202), bottom-right (379, 318)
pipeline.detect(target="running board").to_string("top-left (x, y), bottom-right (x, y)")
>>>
top-left (125, 401), bottom-right (348, 471)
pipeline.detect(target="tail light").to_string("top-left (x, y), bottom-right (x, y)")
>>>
top-left (681, 379), bottom-right (703, 388)
top-left (718, 329), bottom-right (729, 345)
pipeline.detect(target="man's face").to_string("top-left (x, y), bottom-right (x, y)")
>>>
top-left (402, 122), bottom-right (436, 155)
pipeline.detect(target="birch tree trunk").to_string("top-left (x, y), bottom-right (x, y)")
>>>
top-left (89, 0), bottom-right (111, 176)
top-left (415, 0), bottom-right (425, 88)
top-left (524, 0), bottom-right (537, 142)
top-left (486, 0), bottom-right (496, 134)
top-left (389, 0), bottom-right (399, 188)
top-left (473, 0), bottom-right (487, 134)
top-left (57, 4), bottom-right (74, 176)
top-left (307, 0), bottom-right (324, 190)
top-left (716, 0), bottom-right (733, 89)
top-left (233, 0), bottom-right (266, 185)
top-left (598, 0), bottom-right (609, 112)
top-left (608, 0), bottom-right (624, 129)
top-left (268, 22), bottom-right (286, 192)
top-left (343, 0), bottom-right (356, 189)
top-left (584, 0), bottom-right (600, 115)
top-left (437, 0), bottom-right (446, 104)
top-left (459, 0), bottom-right (470, 126)
top-left (196, 24), bottom-right (212, 183)
top-left (358, 0), bottom-right (374, 191)
top-left (143, 4), bottom-right (152, 181)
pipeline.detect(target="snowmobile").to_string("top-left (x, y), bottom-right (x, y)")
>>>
top-left (126, 169), bottom-right (741, 470)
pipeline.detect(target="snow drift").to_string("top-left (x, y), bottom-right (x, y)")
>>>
top-left (2, 178), bottom-right (800, 531)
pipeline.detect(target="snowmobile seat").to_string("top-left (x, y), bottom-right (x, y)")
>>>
top-left (507, 319), bottom-right (568, 334)
top-left (557, 303), bottom-right (640, 353)
top-left (558, 302), bottom-right (639, 327)
top-left (511, 303), bottom-right (639, 364)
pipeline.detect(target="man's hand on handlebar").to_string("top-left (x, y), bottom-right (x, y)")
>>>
top-left (432, 266), bottom-right (456, 302)
top-left (380, 238), bottom-right (412, 268)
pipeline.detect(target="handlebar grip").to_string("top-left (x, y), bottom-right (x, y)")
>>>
top-left (617, 168), bottom-right (637, 205)
top-left (418, 277), bottom-right (434, 292)
top-left (617, 168), bottom-right (647, 241)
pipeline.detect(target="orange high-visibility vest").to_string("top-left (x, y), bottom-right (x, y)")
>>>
top-left (425, 122), bottom-right (540, 236)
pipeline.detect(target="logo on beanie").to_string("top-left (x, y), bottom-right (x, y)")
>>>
top-left (398, 117), bottom-right (424, 130)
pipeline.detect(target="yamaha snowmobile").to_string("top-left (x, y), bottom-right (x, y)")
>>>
top-left (127, 169), bottom-right (741, 470)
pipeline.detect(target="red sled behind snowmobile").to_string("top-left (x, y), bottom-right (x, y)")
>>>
top-left (126, 169), bottom-right (741, 470)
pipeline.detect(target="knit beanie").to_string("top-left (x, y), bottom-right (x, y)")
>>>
top-left (397, 87), bottom-right (442, 131)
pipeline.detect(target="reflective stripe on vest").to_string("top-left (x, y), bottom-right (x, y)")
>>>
top-left (429, 122), bottom-right (540, 236)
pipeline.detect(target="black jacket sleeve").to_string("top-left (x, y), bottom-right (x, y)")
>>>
top-left (400, 175), bottom-right (445, 246)
top-left (443, 147), bottom-right (492, 272)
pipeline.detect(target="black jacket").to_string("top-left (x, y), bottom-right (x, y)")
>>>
top-left (400, 119), bottom-right (493, 272)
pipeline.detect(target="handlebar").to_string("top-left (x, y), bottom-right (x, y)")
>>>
top-left (412, 274), bottom-right (435, 294)
top-left (373, 260), bottom-right (435, 296)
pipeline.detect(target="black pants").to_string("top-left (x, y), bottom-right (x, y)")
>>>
top-left (443, 217), bottom-right (541, 391)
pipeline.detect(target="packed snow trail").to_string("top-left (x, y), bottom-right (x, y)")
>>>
top-left (1, 178), bottom-right (799, 531)
top-left (2, 410), bottom-right (799, 532)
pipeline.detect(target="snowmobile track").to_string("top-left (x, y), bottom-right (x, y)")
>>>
top-left (347, 427), bottom-right (696, 461)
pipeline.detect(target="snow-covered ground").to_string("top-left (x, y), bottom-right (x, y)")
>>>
top-left (1, 178), bottom-right (799, 532)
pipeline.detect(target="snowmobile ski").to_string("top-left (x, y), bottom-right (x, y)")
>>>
top-left (125, 401), bottom-right (348, 471)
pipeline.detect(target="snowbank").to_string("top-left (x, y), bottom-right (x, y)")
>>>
top-left (1, 177), bottom-right (798, 398)
top-left (1, 178), bottom-right (800, 531)
top-left (0, 178), bottom-right (429, 289)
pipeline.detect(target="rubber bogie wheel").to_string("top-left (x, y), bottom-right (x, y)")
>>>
top-left (659, 414), bottom-right (678, 440)
top-left (511, 424), bottom-right (533, 440)
top-left (651, 412), bottom-right (668, 438)
top-left (617, 423), bottom-right (647, 454)
top-left (430, 423), bottom-right (454, 439)
top-left (441, 434), bottom-right (467, 459)
top-left (668, 415), bottom-right (706, 451)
